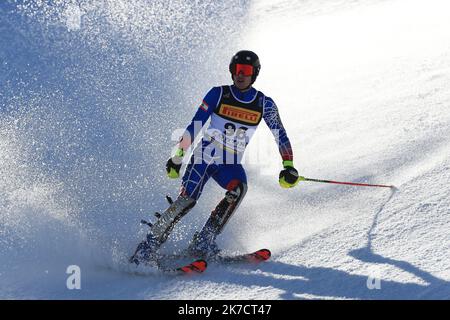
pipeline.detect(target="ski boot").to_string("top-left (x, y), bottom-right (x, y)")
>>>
top-left (129, 232), bottom-right (161, 266)
top-left (187, 229), bottom-right (221, 259)
top-left (130, 194), bottom-right (196, 265)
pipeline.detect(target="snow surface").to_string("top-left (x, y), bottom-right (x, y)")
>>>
top-left (1, 0), bottom-right (449, 299)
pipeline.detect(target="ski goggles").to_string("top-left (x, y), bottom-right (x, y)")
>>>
top-left (231, 64), bottom-right (254, 76)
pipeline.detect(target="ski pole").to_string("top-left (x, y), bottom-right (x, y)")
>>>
top-left (299, 176), bottom-right (395, 189)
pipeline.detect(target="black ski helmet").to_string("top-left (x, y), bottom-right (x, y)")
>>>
top-left (229, 50), bottom-right (261, 84)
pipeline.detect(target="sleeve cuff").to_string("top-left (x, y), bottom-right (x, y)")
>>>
top-left (282, 160), bottom-right (294, 168)
top-left (175, 148), bottom-right (185, 158)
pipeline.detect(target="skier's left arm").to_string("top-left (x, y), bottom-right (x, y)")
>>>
top-left (263, 97), bottom-right (301, 188)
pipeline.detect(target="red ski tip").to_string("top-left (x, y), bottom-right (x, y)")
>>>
top-left (249, 249), bottom-right (271, 262)
top-left (179, 259), bottom-right (207, 274)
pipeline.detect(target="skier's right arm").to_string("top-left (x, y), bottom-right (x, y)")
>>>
top-left (166, 87), bottom-right (221, 179)
top-left (178, 87), bottom-right (220, 152)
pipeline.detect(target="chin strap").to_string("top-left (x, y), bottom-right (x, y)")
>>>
top-left (231, 82), bottom-right (253, 93)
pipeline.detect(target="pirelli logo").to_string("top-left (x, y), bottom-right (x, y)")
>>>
top-left (218, 104), bottom-right (262, 124)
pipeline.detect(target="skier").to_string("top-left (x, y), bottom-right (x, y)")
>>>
top-left (130, 50), bottom-right (300, 265)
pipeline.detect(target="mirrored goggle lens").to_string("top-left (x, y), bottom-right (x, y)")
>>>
top-left (233, 64), bottom-right (254, 76)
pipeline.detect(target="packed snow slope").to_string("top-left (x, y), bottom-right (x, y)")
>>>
top-left (1, 0), bottom-right (449, 299)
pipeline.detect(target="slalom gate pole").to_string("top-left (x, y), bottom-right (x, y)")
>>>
top-left (299, 176), bottom-right (395, 189)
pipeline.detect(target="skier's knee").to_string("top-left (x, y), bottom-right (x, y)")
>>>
top-left (207, 181), bottom-right (247, 235)
top-left (225, 180), bottom-right (247, 202)
top-left (226, 179), bottom-right (244, 191)
top-left (178, 186), bottom-right (201, 202)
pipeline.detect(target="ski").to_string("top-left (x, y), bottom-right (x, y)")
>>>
top-left (129, 251), bottom-right (207, 275)
top-left (213, 248), bottom-right (271, 264)
top-left (138, 258), bottom-right (208, 275)
top-left (171, 259), bottom-right (208, 274)
top-left (157, 248), bottom-right (271, 266)
top-left (130, 248), bottom-right (268, 275)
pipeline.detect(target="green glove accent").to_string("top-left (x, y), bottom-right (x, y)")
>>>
top-left (279, 177), bottom-right (296, 188)
top-left (175, 148), bottom-right (184, 158)
top-left (279, 161), bottom-right (301, 188)
top-left (167, 167), bottom-right (180, 179)
top-left (166, 149), bottom-right (184, 179)
top-left (282, 160), bottom-right (294, 168)
top-left (279, 176), bottom-right (301, 188)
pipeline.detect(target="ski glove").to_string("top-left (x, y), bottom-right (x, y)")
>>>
top-left (279, 160), bottom-right (302, 188)
top-left (166, 148), bottom-right (184, 179)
